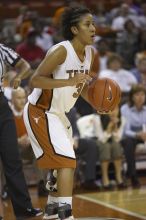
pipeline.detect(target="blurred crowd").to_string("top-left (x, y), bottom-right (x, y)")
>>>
top-left (0, 0), bottom-right (146, 198)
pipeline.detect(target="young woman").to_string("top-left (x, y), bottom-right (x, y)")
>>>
top-left (121, 85), bottom-right (146, 188)
top-left (23, 6), bottom-right (96, 220)
top-left (97, 107), bottom-right (126, 190)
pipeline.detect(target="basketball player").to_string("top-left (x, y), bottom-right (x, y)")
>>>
top-left (0, 44), bottom-right (43, 218)
top-left (23, 6), bottom-right (96, 220)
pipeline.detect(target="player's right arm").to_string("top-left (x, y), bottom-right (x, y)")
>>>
top-left (30, 46), bottom-right (90, 89)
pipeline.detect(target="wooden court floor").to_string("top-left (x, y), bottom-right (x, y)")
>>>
top-left (3, 177), bottom-right (146, 220)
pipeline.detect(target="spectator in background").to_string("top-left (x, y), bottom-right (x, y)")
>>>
top-left (52, 6), bottom-right (65, 29)
top-left (111, 4), bottom-right (137, 32)
top-left (17, 10), bottom-right (39, 40)
top-left (36, 19), bottom-right (53, 52)
top-left (10, 87), bottom-right (31, 165)
top-left (99, 53), bottom-right (137, 104)
top-left (121, 85), bottom-right (146, 188)
top-left (93, 2), bottom-right (108, 27)
top-left (10, 87), bottom-right (48, 197)
top-left (96, 107), bottom-right (126, 190)
top-left (116, 19), bottom-right (139, 69)
top-left (138, 3), bottom-right (146, 30)
top-left (123, 0), bottom-right (142, 15)
top-left (16, 29), bottom-right (45, 69)
top-left (67, 107), bottom-right (99, 190)
top-left (131, 56), bottom-right (146, 86)
top-left (111, 3), bottom-right (139, 57)
top-left (95, 38), bottom-right (112, 71)
top-left (52, 1), bottom-right (82, 44)
top-left (52, 0), bottom-right (81, 29)
top-left (15, 5), bottom-right (29, 34)
top-left (16, 29), bottom-right (45, 89)
top-left (107, 1), bottom-right (138, 25)
top-left (131, 0), bottom-right (142, 14)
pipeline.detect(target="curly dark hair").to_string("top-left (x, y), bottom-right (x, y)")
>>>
top-left (61, 6), bottom-right (91, 40)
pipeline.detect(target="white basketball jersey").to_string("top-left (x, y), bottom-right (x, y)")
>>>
top-left (28, 40), bottom-right (92, 113)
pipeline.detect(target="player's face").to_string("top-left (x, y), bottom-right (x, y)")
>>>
top-left (76, 13), bottom-right (96, 45)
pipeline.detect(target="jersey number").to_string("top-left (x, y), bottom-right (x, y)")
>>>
top-left (73, 83), bottom-right (83, 98)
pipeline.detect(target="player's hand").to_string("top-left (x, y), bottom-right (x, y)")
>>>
top-left (11, 76), bottom-right (21, 89)
top-left (68, 73), bottom-right (92, 86)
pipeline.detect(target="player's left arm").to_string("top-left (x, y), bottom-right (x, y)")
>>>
top-left (81, 47), bottom-right (97, 103)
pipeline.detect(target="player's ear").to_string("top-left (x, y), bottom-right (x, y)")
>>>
top-left (71, 26), bottom-right (78, 35)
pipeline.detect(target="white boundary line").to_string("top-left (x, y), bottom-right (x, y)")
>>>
top-left (76, 195), bottom-right (146, 220)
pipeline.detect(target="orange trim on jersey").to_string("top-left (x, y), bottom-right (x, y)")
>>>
top-left (28, 103), bottom-right (76, 169)
top-left (36, 89), bottom-right (53, 110)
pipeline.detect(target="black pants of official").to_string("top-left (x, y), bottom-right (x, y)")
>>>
top-left (0, 94), bottom-right (32, 216)
top-left (75, 138), bottom-right (99, 182)
top-left (121, 137), bottom-right (143, 178)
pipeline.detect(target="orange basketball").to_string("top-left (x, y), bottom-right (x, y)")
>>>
top-left (88, 77), bottom-right (121, 112)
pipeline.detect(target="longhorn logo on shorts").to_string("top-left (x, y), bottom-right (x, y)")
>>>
top-left (33, 116), bottom-right (41, 124)
top-left (107, 85), bottom-right (112, 101)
